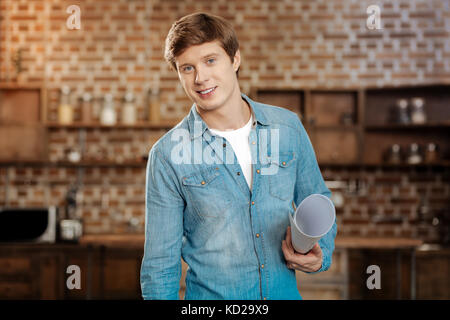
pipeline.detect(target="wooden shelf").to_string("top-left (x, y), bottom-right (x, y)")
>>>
top-left (0, 160), bottom-right (147, 167)
top-left (307, 125), bottom-right (360, 131)
top-left (319, 162), bottom-right (450, 169)
top-left (45, 121), bottom-right (178, 130)
top-left (366, 122), bottom-right (450, 130)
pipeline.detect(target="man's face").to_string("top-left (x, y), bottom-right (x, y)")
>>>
top-left (175, 40), bottom-right (240, 113)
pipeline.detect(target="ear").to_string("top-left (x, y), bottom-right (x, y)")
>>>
top-left (233, 49), bottom-right (241, 72)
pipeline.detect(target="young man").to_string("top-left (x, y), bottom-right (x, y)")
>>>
top-left (140, 12), bottom-right (337, 300)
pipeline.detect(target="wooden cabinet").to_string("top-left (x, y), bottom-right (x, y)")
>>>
top-left (295, 248), bottom-right (349, 300)
top-left (363, 85), bottom-right (450, 166)
top-left (253, 89), bottom-right (363, 165)
top-left (0, 85), bottom-right (47, 162)
top-left (416, 247), bottom-right (450, 299)
top-left (0, 243), bottom-right (144, 300)
top-left (252, 85), bottom-right (450, 167)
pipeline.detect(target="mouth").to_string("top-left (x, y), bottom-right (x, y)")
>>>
top-left (196, 86), bottom-right (217, 98)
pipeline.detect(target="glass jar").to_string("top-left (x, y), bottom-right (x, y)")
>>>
top-left (424, 143), bottom-right (439, 163)
top-left (385, 144), bottom-right (402, 164)
top-left (58, 86), bottom-right (73, 124)
top-left (410, 97), bottom-right (426, 124)
top-left (81, 92), bottom-right (92, 123)
top-left (148, 88), bottom-right (161, 123)
top-left (100, 93), bottom-right (117, 126)
top-left (395, 99), bottom-right (410, 124)
top-left (121, 92), bottom-right (137, 125)
top-left (406, 143), bottom-right (422, 165)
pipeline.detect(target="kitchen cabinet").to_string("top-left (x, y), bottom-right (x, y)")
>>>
top-left (296, 248), bottom-right (349, 300)
top-left (2, 237), bottom-right (449, 300)
top-left (0, 85), bottom-right (47, 162)
top-left (0, 239), bottom-right (144, 300)
top-left (252, 85), bottom-right (450, 168)
top-left (363, 85), bottom-right (450, 166)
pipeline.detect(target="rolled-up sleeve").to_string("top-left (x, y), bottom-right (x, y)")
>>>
top-left (140, 147), bottom-right (185, 299)
top-left (293, 117), bottom-right (338, 274)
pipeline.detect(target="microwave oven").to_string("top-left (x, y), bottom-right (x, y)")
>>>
top-left (0, 207), bottom-right (57, 243)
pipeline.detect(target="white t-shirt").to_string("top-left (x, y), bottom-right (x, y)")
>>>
top-left (209, 115), bottom-right (253, 190)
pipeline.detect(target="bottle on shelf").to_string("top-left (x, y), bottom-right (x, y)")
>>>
top-left (100, 93), bottom-right (117, 126)
top-left (81, 92), bottom-right (92, 123)
top-left (58, 85), bottom-right (74, 124)
top-left (395, 98), bottom-right (410, 124)
top-left (406, 143), bottom-right (423, 164)
top-left (410, 97), bottom-right (426, 124)
top-left (148, 88), bottom-right (161, 123)
top-left (121, 92), bottom-right (137, 125)
top-left (385, 144), bottom-right (402, 164)
top-left (91, 96), bottom-right (101, 123)
top-left (424, 143), bottom-right (439, 163)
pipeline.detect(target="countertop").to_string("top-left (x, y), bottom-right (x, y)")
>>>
top-left (335, 236), bottom-right (423, 249)
top-left (78, 234), bottom-right (424, 249)
top-left (0, 234), bottom-right (426, 249)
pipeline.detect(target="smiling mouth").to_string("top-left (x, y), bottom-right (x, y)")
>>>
top-left (196, 86), bottom-right (217, 95)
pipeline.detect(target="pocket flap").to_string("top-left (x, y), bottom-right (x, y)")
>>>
top-left (182, 168), bottom-right (220, 187)
top-left (269, 152), bottom-right (295, 168)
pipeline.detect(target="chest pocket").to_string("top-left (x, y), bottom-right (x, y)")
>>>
top-left (182, 167), bottom-right (230, 219)
top-left (268, 152), bottom-right (296, 201)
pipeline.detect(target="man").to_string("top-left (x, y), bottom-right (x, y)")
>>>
top-left (140, 12), bottom-right (337, 300)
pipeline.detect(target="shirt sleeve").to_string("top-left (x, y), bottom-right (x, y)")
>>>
top-left (292, 116), bottom-right (338, 275)
top-left (140, 147), bottom-right (185, 299)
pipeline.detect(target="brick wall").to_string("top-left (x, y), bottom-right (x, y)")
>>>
top-left (0, 0), bottom-right (449, 240)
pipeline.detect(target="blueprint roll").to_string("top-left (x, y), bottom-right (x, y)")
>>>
top-left (289, 194), bottom-right (336, 254)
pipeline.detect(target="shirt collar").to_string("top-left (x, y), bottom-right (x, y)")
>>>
top-left (187, 92), bottom-right (269, 140)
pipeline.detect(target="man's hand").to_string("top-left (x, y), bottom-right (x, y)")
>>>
top-left (281, 226), bottom-right (323, 273)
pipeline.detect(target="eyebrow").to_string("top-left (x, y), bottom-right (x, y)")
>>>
top-left (178, 53), bottom-right (219, 69)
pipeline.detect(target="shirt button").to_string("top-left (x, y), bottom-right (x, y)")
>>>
top-left (252, 141), bottom-right (256, 145)
top-left (251, 201), bottom-right (255, 205)
top-left (237, 172), bottom-right (241, 175)
top-left (256, 169), bottom-right (260, 174)
top-left (223, 143), bottom-right (226, 147)
top-left (201, 181), bottom-right (205, 185)
top-left (282, 161), bottom-right (286, 165)
top-left (264, 297), bottom-right (267, 300)
top-left (256, 233), bottom-right (260, 238)
top-left (261, 264), bottom-right (264, 269)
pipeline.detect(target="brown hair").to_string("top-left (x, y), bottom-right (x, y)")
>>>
top-left (164, 12), bottom-right (240, 77)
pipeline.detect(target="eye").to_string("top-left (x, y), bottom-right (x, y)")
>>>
top-left (182, 66), bottom-right (193, 72)
top-left (207, 58), bottom-right (216, 64)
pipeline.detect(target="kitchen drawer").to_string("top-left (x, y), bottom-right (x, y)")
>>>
top-left (0, 281), bottom-right (33, 299)
top-left (0, 257), bottom-right (31, 275)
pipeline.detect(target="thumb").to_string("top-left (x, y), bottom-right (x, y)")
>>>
top-left (310, 242), bottom-right (321, 254)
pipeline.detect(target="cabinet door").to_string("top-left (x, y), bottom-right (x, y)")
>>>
top-left (313, 129), bottom-right (359, 164)
top-left (309, 92), bottom-right (357, 126)
top-left (62, 248), bottom-right (102, 300)
top-left (0, 255), bottom-right (36, 299)
top-left (0, 88), bottom-right (47, 161)
top-left (101, 249), bottom-right (143, 299)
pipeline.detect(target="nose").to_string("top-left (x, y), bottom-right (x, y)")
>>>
top-left (194, 65), bottom-right (209, 84)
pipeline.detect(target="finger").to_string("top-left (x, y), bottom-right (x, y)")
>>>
top-left (285, 227), bottom-right (293, 249)
top-left (286, 231), bottom-right (297, 254)
top-left (309, 243), bottom-right (322, 256)
top-left (281, 240), bottom-right (293, 260)
top-left (285, 226), bottom-right (291, 241)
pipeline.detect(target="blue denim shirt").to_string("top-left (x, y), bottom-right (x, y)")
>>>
top-left (140, 93), bottom-right (337, 300)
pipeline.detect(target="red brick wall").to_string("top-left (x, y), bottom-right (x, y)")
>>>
top-left (0, 0), bottom-right (449, 239)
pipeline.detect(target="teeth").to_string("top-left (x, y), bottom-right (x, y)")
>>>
top-left (200, 87), bottom-right (215, 94)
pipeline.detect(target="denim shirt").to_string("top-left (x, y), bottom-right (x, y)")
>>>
top-left (140, 93), bottom-right (338, 300)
